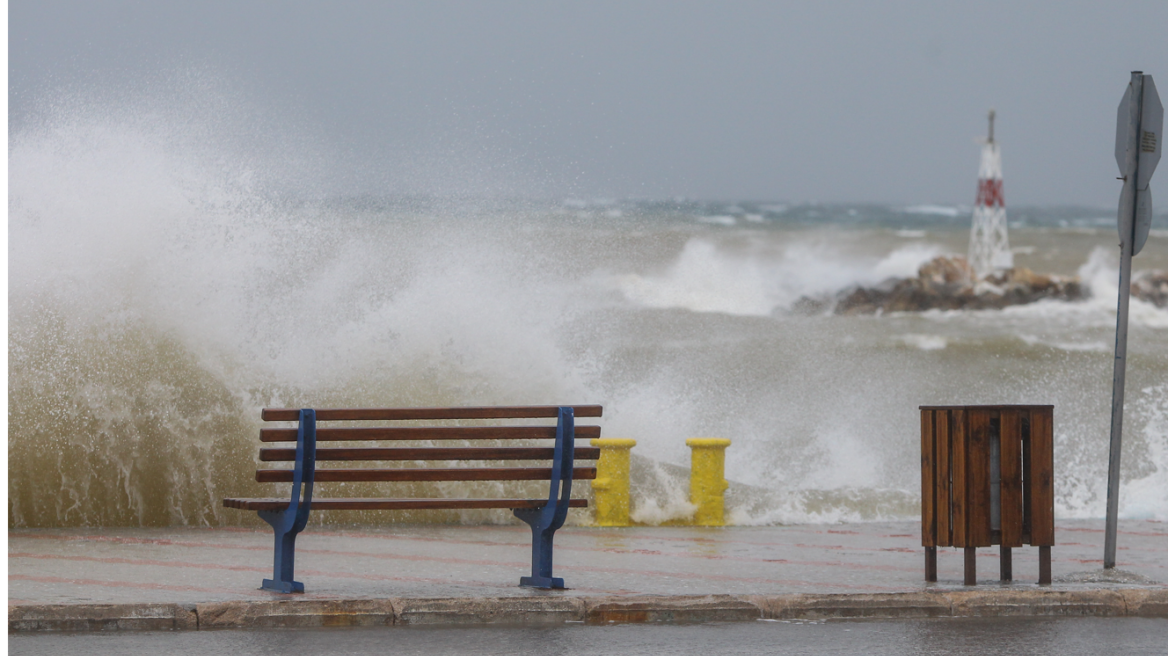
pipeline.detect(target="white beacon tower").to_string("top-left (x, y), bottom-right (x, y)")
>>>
top-left (968, 109), bottom-right (1013, 281)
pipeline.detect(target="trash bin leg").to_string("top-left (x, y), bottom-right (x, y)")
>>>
top-left (1000, 546), bottom-right (1012, 581)
top-left (964, 547), bottom-right (977, 585)
top-left (924, 547), bottom-right (937, 582)
top-left (1039, 546), bottom-right (1051, 585)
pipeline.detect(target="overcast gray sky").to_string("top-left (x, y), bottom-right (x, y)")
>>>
top-left (10, 1), bottom-right (1168, 205)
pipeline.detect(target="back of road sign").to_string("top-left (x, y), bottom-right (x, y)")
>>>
top-left (1116, 74), bottom-right (1162, 256)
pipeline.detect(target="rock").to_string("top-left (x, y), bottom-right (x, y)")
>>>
top-left (1009, 267), bottom-right (1053, 291)
top-left (827, 255), bottom-right (1083, 314)
top-left (919, 255), bottom-right (973, 286)
top-left (886, 278), bottom-right (949, 313)
top-left (1132, 270), bottom-right (1168, 308)
top-left (834, 284), bottom-right (890, 315)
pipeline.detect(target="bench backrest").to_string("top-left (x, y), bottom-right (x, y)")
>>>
top-left (255, 405), bottom-right (602, 488)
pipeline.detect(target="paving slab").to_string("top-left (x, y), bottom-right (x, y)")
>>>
top-left (9, 519), bottom-right (1168, 630)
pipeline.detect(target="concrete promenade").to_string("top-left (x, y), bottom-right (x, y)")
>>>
top-left (9, 519), bottom-right (1168, 631)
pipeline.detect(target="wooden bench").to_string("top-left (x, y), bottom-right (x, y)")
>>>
top-left (224, 405), bottom-right (602, 593)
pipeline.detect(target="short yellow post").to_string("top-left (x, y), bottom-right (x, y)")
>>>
top-left (590, 438), bottom-right (637, 527)
top-left (687, 438), bottom-right (731, 526)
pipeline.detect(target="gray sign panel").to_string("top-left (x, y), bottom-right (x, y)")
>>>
top-left (1116, 74), bottom-right (1162, 256)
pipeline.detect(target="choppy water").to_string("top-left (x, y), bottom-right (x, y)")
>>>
top-left (8, 89), bottom-right (1168, 529)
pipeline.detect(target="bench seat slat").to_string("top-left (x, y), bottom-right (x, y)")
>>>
top-left (223, 497), bottom-right (589, 511)
top-left (260, 425), bottom-right (602, 442)
top-left (260, 446), bottom-right (601, 462)
top-left (255, 467), bottom-right (598, 483)
top-left (262, 406), bottom-right (603, 422)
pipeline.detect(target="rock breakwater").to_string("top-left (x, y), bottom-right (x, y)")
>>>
top-left (796, 255), bottom-right (1168, 315)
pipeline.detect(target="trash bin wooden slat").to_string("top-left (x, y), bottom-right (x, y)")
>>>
top-left (967, 409), bottom-right (994, 548)
top-left (920, 410), bottom-right (937, 548)
top-left (936, 409), bottom-right (951, 547)
top-left (1000, 409), bottom-right (1024, 548)
top-left (951, 407), bottom-right (968, 548)
top-left (1030, 407), bottom-right (1055, 546)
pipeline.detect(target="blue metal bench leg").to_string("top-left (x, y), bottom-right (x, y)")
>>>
top-left (259, 510), bottom-right (305, 593)
top-left (257, 408), bottom-right (316, 594)
top-left (513, 406), bottom-right (575, 590)
top-left (515, 511), bottom-right (564, 589)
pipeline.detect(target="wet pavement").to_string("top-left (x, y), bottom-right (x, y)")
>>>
top-left (9, 519), bottom-right (1167, 606)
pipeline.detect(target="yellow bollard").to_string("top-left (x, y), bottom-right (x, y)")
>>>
top-left (589, 438), bottom-right (637, 526)
top-left (686, 438), bottom-right (731, 526)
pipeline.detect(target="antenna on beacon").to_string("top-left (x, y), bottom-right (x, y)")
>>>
top-left (968, 109), bottom-right (1012, 283)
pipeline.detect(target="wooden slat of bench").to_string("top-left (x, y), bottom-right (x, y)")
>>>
top-left (223, 497), bottom-right (589, 511)
top-left (259, 425), bottom-right (602, 443)
top-left (262, 406), bottom-right (603, 422)
top-left (255, 467), bottom-right (598, 483)
top-left (259, 446), bottom-right (602, 462)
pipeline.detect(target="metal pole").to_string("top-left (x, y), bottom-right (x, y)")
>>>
top-left (1104, 72), bottom-right (1144, 569)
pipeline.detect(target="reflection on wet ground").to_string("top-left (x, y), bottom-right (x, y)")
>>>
top-left (11, 617), bottom-right (1168, 656)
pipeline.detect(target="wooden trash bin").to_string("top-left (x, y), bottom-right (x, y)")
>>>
top-left (920, 405), bottom-right (1054, 585)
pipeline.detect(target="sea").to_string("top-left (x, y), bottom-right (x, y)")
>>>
top-left (8, 105), bottom-right (1168, 530)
